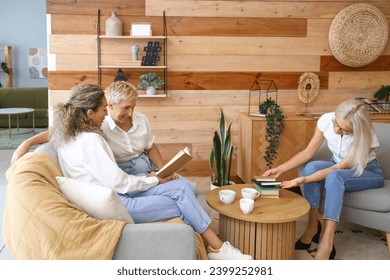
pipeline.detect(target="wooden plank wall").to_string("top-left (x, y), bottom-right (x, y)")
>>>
top-left (47, 0), bottom-right (390, 179)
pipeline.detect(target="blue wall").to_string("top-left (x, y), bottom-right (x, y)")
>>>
top-left (0, 0), bottom-right (47, 88)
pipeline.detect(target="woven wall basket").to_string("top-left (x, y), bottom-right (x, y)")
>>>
top-left (329, 3), bottom-right (389, 68)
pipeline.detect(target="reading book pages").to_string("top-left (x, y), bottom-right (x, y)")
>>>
top-left (156, 147), bottom-right (192, 178)
top-left (254, 176), bottom-right (276, 182)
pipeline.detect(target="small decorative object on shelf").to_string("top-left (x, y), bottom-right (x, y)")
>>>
top-left (114, 68), bottom-right (126, 82)
top-left (131, 22), bottom-right (152, 36)
top-left (142, 41), bottom-right (161, 66)
top-left (248, 78), bottom-right (278, 117)
top-left (209, 108), bottom-right (235, 189)
top-left (131, 44), bottom-right (139, 61)
top-left (137, 72), bottom-right (164, 95)
top-left (105, 11), bottom-right (123, 36)
top-left (374, 85), bottom-right (390, 102)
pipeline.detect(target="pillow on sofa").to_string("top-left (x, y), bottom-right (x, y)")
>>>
top-left (56, 176), bottom-right (134, 224)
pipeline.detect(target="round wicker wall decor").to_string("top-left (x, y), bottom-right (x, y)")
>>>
top-left (329, 3), bottom-right (389, 68)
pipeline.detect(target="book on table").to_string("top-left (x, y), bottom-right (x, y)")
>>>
top-left (252, 180), bottom-right (280, 198)
top-left (254, 175), bottom-right (276, 182)
top-left (156, 147), bottom-right (192, 178)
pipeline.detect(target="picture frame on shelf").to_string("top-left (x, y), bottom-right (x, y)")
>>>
top-left (130, 22), bottom-right (152, 36)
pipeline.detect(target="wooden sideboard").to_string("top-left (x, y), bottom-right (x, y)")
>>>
top-left (237, 112), bottom-right (390, 183)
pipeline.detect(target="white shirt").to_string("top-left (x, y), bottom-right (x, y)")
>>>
top-left (101, 112), bottom-right (155, 163)
top-left (317, 112), bottom-right (379, 163)
top-left (57, 132), bottom-right (158, 194)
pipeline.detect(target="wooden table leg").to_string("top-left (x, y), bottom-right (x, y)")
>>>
top-left (219, 214), bottom-right (296, 260)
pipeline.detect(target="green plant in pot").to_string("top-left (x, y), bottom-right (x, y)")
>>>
top-left (137, 72), bottom-right (164, 95)
top-left (374, 85), bottom-right (390, 101)
top-left (260, 98), bottom-right (285, 169)
top-left (0, 61), bottom-right (10, 88)
top-left (209, 108), bottom-right (234, 188)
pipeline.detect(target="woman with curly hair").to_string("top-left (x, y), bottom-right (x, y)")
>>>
top-left (49, 83), bottom-right (252, 260)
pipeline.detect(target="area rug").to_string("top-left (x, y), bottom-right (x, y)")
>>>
top-left (0, 128), bottom-right (47, 150)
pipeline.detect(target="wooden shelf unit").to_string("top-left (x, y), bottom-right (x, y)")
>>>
top-left (96, 10), bottom-right (168, 97)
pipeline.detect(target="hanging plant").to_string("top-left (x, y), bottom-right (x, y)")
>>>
top-left (260, 98), bottom-right (285, 168)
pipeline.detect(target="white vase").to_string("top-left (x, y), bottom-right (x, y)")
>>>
top-left (146, 86), bottom-right (156, 95)
top-left (105, 11), bottom-right (123, 36)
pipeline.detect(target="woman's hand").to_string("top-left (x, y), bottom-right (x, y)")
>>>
top-left (146, 171), bottom-right (176, 184)
top-left (280, 176), bottom-right (306, 189)
top-left (11, 141), bottom-right (31, 165)
top-left (262, 167), bottom-right (282, 178)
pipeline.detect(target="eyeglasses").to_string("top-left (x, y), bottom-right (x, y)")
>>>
top-left (332, 117), bottom-right (352, 135)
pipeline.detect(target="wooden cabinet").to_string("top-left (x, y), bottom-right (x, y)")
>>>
top-left (237, 112), bottom-right (390, 183)
top-left (96, 11), bottom-right (168, 97)
top-left (237, 112), bottom-right (315, 183)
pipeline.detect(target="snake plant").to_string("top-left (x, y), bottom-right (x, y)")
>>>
top-left (209, 109), bottom-right (234, 187)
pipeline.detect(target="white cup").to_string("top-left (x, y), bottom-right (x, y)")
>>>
top-left (241, 188), bottom-right (260, 200)
top-left (240, 198), bottom-right (254, 214)
top-left (219, 189), bottom-right (236, 204)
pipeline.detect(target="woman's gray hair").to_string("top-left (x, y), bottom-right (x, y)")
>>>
top-left (335, 99), bottom-right (374, 176)
top-left (105, 81), bottom-right (138, 105)
top-left (50, 83), bottom-right (106, 149)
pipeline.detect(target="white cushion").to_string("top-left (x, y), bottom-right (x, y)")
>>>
top-left (56, 176), bottom-right (134, 224)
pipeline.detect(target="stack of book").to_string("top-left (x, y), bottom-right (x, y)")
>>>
top-left (252, 176), bottom-right (281, 198)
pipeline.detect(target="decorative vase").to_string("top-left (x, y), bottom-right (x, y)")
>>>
top-left (146, 86), bottom-right (156, 95)
top-left (105, 11), bottom-right (123, 36)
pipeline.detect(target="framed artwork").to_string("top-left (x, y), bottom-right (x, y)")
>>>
top-left (130, 22), bottom-right (152, 36)
top-left (28, 48), bottom-right (48, 79)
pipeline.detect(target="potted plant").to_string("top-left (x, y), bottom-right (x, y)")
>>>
top-left (0, 61), bottom-right (9, 88)
top-left (209, 109), bottom-right (235, 189)
top-left (137, 72), bottom-right (164, 95)
top-left (260, 98), bottom-right (285, 169)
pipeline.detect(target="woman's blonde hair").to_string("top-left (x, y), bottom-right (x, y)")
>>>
top-left (335, 99), bottom-right (374, 176)
top-left (105, 81), bottom-right (138, 105)
top-left (50, 83), bottom-right (105, 149)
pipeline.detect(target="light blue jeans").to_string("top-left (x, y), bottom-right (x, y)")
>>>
top-left (301, 159), bottom-right (384, 222)
top-left (118, 178), bottom-right (211, 234)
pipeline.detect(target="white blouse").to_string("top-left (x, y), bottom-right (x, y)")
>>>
top-left (101, 112), bottom-right (155, 163)
top-left (317, 112), bottom-right (379, 163)
top-left (57, 132), bottom-right (158, 194)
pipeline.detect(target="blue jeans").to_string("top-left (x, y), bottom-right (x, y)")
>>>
top-left (118, 178), bottom-right (211, 234)
top-left (301, 159), bottom-right (384, 222)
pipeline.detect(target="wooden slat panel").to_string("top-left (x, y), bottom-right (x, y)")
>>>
top-left (48, 70), bottom-right (328, 90)
top-left (147, 0), bottom-right (385, 18)
top-left (329, 71), bottom-right (390, 90)
top-left (169, 36), bottom-right (330, 55)
top-left (47, 0), bottom-right (145, 15)
top-left (169, 55), bottom-right (321, 72)
top-left (167, 17), bottom-right (307, 37)
top-left (321, 56), bottom-right (390, 72)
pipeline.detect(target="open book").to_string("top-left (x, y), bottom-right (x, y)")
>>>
top-left (156, 147), bottom-right (192, 178)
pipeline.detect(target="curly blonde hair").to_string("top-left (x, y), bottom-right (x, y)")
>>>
top-left (50, 83), bottom-right (106, 149)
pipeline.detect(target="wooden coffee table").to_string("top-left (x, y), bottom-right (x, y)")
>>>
top-left (206, 184), bottom-right (310, 260)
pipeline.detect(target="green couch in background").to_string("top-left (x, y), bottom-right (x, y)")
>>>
top-left (0, 88), bottom-right (48, 128)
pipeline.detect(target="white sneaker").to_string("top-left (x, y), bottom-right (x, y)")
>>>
top-left (207, 241), bottom-right (253, 260)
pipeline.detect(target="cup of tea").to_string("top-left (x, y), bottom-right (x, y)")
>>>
top-left (241, 188), bottom-right (260, 200)
top-left (219, 189), bottom-right (236, 204)
top-left (240, 198), bottom-right (254, 214)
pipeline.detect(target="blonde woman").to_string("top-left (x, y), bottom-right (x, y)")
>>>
top-left (262, 99), bottom-right (384, 259)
